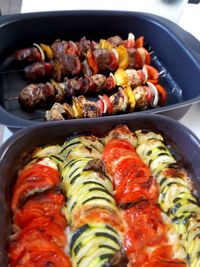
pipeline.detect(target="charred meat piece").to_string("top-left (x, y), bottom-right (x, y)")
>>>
top-left (125, 69), bottom-right (142, 88)
top-left (18, 73), bottom-right (115, 110)
top-left (93, 49), bottom-right (111, 72)
top-left (107, 35), bottom-right (123, 47)
top-left (91, 74), bottom-right (107, 90)
top-left (109, 90), bottom-right (127, 114)
top-left (134, 86), bottom-right (149, 110)
top-left (82, 59), bottom-right (92, 76)
top-left (127, 48), bottom-right (138, 69)
top-left (53, 55), bottom-right (82, 81)
top-left (24, 62), bottom-right (52, 80)
top-left (19, 82), bottom-right (55, 109)
top-left (51, 39), bottom-right (68, 59)
top-left (15, 47), bottom-right (41, 61)
top-left (79, 36), bottom-right (92, 56)
top-left (82, 100), bottom-right (101, 118)
top-left (45, 102), bottom-right (67, 121)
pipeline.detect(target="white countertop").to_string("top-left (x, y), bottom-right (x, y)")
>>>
top-left (0, 1), bottom-right (200, 144)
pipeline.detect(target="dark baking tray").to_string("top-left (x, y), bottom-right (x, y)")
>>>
top-left (0, 10), bottom-right (200, 128)
top-left (0, 114), bottom-right (200, 265)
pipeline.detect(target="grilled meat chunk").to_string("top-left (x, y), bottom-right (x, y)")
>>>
top-left (107, 35), bottom-right (123, 47)
top-left (93, 49), bottom-right (111, 72)
top-left (19, 83), bottom-right (54, 109)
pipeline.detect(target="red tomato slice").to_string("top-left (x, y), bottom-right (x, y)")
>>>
top-left (87, 48), bottom-right (99, 74)
top-left (11, 177), bottom-right (57, 212)
top-left (96, 99), bottom-right (104, 116)
top-left (109, 51), bottom-right (118, 72)
top-left (65, 41), bottom-right (77, 56)
top-left (102, 94), bottom-right (113, 115)
top-left (143, 47), bottom-right (151, 65)
top-left (72, 206), bottom-right (125, 233)
top-left (156, 84), bottom-right (167, 106)
top-left (11, 239), bottom-right (71, 267)
top-left (104, 74), bottom-right (116, 91)
top-left (15, 217), bottom-right (66, 247)
top-left (14, 192), bottom-right (66, 228)
top-left (103, 138), bottom-right (135, 153)
top-left (9, 217), bottom-right (67, 266)
top-left (135, 50), bottom-right (143, 69)
top-left (124, 202), bottom-right (167, 256)
top-left (145, 246), bottom-right (187, 267)
top-left (144, 86), bottom-right (153, 102)
top-left (44, 62), bottom-right (52, 75)
top-left (135, 36), bottom-right (144, 48)
top-left (16, 164), bottom-right (60, 187)
top-left (146, 65), bottom-right (159, 85)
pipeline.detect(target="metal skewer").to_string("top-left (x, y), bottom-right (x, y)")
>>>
top-left (4, 96), bottom-right (19, 102)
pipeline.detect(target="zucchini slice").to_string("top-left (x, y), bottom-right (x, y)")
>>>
top-left (61, 136), bottom-right (104, 159)
top-left (135, 130), bottom-right (163, 145)
top-left (70, 224), bottom-right (120, 255)
top-left (136, 129), bottom-right (200, 266)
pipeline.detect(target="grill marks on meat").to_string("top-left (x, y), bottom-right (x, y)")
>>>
top-left (110, 91), bottom-right (124, 114)
top-left (82, 100), bottom-right (101, 118)
top-left (19, 73), bottom-right (113, 109)
top-left (24, 62), bottom-right (47, 80)
top-left (51, 40), bottom-right (68, 59)
top-left (127, 48), bottom-right (138, 69)
top-left (107, 36), bottom-right (123, 47)
top-left (19, 83), bottom-right (55, 109)
top-left (93, 49), bottom-right (111, 72)
top-left (53, 55), bottom-right (82, 81)
top-left (16, 47), bottom-right (39, 61)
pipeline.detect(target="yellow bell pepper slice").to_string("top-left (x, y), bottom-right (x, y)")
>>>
top-left (99, 39), bottom-right (113, 51)
top-left (116, 45), bottom-right (129, 69)
top-left (72, 97), bottom-right (83, 118)
top-left (114, 68), bottom-right (128, 87)
top-left (40, 43), bottom-right (53, 60)
top-left (124, 85), bottom-right (136, 111)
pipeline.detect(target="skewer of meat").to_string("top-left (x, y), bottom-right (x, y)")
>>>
top-left (23, 46), bottom-right (150, 81)
top-left (16, 34), bottom-right (151, 81)
top-left (19, 65), bottom-right (163, 109)
top-left (45, 81), bottom-right (166, 121)
top-left (15, 34), bottom-right (147, 62)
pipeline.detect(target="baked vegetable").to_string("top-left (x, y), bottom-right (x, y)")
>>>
top-left (135, 129), bottom-right (200, 267)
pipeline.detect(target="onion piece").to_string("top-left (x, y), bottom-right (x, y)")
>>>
top-left (109, 72), bottom-right (116, 87)
top-left (112, 48), bottom-right (119, 63)
top-left (142, 65), bottom-right (148, 83)
top-left (128, 32), bottom-right (135, 42)
top-left (33, 43), bottom-right (45, 61)
top-left (125, 32), bottom-right (135, 48)
top-left (98, 95), bottom-right (107, 114)
top-left (119, 88), bottom-right (128, 111)
top-left (137, 48), bottom-right (146, 66)
top-left (147, 82), bottom-right (159, 107)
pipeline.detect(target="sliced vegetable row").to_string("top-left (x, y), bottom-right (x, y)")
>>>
top-left (135, 130), bottom-right (200, 267)
top-left (102, 125), bottom-right (187, 267)
top-left (60, 135), bottom-right (127, 267)
top-left (8, 146), bottom-right (71, 267)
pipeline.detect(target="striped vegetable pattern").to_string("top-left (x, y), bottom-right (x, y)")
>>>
top-left (60, 135), bottom-right (126, 267)
top-left (135, 130), bottom-right (200, 267)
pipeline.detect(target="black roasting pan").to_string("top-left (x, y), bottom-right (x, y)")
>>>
top-left (0, 11), bottom-right (200, 128)
top-left (0, 10), bottom-right (200, 128)
top-left (0, 114), bottom-right (200, 265)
